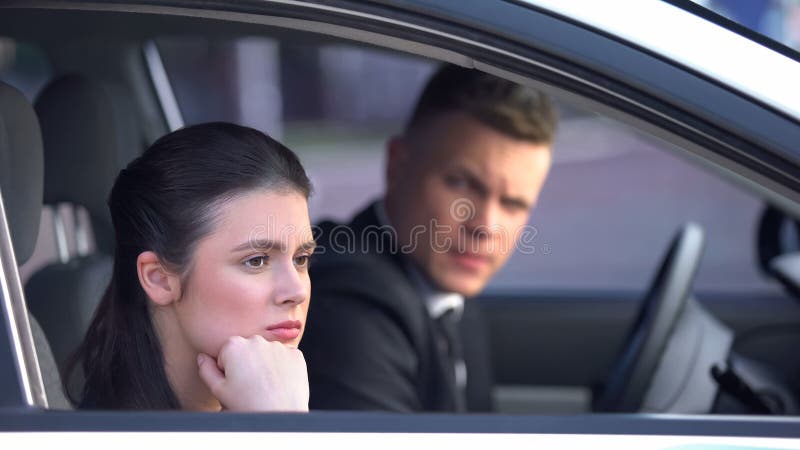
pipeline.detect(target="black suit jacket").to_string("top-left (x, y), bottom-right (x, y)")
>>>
top-left (301, 202), bottom-right (493, 412)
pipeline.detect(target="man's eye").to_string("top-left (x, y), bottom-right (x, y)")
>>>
top-left (244, 256), bottom-right (267, 269)
top-left (502, 198), bottom-right (530, 213)
top-left (444, 174), bottom-right (467, 190)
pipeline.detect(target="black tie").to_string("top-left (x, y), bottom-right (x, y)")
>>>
top-left (435, 308), bottom-right (467, 412)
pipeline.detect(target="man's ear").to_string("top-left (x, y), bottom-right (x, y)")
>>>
top-left (137, 251), bottom-right (181, 306)
top-left (386, 135), bottom-right (410, 191)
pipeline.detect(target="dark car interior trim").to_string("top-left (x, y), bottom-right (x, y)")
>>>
top-left (1, 409), bottom-right (800, 437)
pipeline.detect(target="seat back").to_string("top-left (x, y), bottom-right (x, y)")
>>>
top-left (26, 74), bottom-right (143, 376)
top-left (0, 79), bottom-right (70, 409)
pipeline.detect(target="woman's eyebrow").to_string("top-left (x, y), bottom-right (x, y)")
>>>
top-left (232, 239), bottom-right (317, 253)
top-left (231, 239), bottom-right (281, 253)
top-left (297, 240), bottom-right (318, 253)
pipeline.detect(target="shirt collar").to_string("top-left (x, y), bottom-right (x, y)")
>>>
top-left (374, 200), bottom-right (465, 319)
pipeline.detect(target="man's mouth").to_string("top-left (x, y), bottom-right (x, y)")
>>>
top-left (448, 251), bottom-right (491, 271)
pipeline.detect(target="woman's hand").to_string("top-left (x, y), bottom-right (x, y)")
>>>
top-left (197, 335), bottom-right (309, 412)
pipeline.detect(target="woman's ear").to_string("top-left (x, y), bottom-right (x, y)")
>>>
top-left (137, 251), bottom-right (181, 306)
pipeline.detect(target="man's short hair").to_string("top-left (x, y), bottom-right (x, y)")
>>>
top-left (406, 65), bottom-right (557, 145)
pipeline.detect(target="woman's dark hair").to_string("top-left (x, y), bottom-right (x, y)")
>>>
top-left (67, 122), bottom-right (311, 409)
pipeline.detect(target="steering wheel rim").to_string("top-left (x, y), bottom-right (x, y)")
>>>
top-left (594, 222), bottom-right (706, 412)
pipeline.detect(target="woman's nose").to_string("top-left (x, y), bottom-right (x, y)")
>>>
top-left (273, 264), bottom-right (309, 307)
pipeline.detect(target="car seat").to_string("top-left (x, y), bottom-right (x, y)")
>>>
top-left (0, 79), bottom-right (70, 409)
top-left (25, 74), bottom-right (143, 380)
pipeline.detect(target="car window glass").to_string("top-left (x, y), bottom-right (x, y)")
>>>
top-left (0, 38), bottom-right (51, 101)
top-left (690, 0), bottom-right (800, 52)
top-left (157, 36), bottom-right (781, 297)
top-left (0, 6), bottom-right (795, 422)
top-left (491, 109), bottom-right (779, 294)
top-left (157, 37), bottom-right (435, 223)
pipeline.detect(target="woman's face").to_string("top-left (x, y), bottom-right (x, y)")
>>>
top-left (172, 189), bottom-right (314, 356)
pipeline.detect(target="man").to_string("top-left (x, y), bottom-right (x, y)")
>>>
top-left (300, 64), bottom-right (556, 412)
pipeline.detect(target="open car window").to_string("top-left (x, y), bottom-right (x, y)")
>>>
top-left (688, 0), bottom-right (800, 52)
top-left (157, 37), bottom-right (781, 296)
top-left (0, 2), bottom-right (799, 446)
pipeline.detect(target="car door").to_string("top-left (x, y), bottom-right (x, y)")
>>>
top-left (1, 0), bottom-right (800, 445)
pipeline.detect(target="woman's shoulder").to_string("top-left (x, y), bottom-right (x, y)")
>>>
top-left (76, 390), bottom-right (98, 409)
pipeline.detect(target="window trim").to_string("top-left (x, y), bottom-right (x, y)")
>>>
top-left (0, 191), bottom-right (48, 409)
top-left (143, 40), bottom-right (185, 132)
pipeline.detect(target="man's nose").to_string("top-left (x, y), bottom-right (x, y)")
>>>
top-left (465, 199), bottom-right (501, 235)
top-left (273, 264), bottom-right (309, 307)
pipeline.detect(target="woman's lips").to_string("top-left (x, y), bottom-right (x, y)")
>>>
top-left (265, 320), bottom-right (302, 341)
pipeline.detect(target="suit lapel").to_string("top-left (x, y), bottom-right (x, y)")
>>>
top-left (349, 201), bottom-right (460, 412)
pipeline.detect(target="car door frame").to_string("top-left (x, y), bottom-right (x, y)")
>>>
top-left (1, 0), bottom-right (800, 438)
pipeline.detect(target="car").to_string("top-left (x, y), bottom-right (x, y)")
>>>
top-left (1, 0), bottom-right (800, 447)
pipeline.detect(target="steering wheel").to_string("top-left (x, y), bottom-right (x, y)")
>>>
top-left (593, 223), bottom-right (705, 412)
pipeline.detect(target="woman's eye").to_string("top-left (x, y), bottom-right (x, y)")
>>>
top-left (244, 256), bottom-right (267, 269)
top-left (293, 255), bottom-right (311, 269)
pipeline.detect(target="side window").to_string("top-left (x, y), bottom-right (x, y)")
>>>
top-left (156, 37), bottom-right (435, 223)
top-left (156, 35), bottom-right (780, 298)
top-left (699, 0), bottom-right (800, 51)
top-left (0, 38), bottom-right (51, 101)
top-left (488, 107), bottom-right (780, 296)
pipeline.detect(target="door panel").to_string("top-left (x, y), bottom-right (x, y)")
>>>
top-left (479, 291), bottom-right (800, 413)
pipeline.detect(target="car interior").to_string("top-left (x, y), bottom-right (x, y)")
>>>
top-left (1, 6), bottom-right (800, 417)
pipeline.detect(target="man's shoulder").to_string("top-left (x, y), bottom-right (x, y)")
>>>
top-left (312, 203), bottom-right (402, 275)
top-left (310, 243), bottom-right (414, 308)
top-left (314, 202), bottom-right (396, 249)
top-left (310, 204), bottom-right (425, 321)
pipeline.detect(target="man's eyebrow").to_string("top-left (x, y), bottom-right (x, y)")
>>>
top-left (501, 195), bottom-right (531, 210)
top-left (454, 166), bottom-right (489, 196)
top-left (455, 166), bottom-right (531, 209)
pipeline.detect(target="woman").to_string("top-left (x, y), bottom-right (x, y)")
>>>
top-left (69, 122), bottom-right (314, 411)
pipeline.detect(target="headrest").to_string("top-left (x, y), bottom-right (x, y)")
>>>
top-left (35, 75), bottom-right (142, 253)
top-left (0, 81), bottom-right (44, 265)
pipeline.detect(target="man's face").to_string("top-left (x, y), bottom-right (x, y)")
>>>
top-left (386, 111), bottom-right (552, 297)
